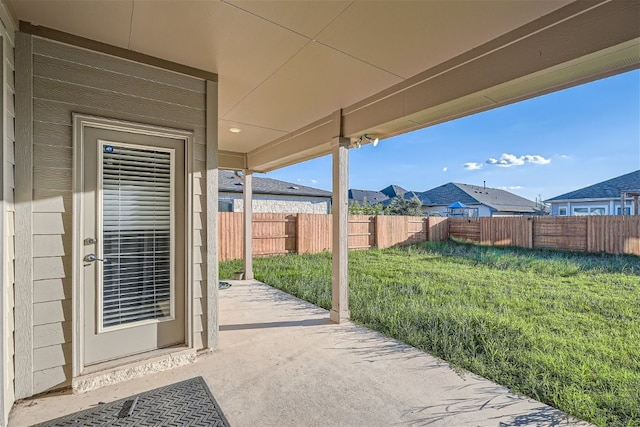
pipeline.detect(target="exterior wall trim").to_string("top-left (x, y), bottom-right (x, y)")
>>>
top-left (71, 114), bottom-right (195, 376)
top-left (14, 31), bottom-right (33, 400)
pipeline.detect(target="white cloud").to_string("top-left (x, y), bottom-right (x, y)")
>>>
top-left (485, 153), bottom-right (551, 167)
top-left (499, 185), bottom-right (524, 190)
top-left (310, 179), bottom-right (318, 183)
top-left (464, 162), bottom-right (483, 170)
top-left (442, 167), bottom-right (448, 172)
top-left (524, 155), bottom-right (551, 165)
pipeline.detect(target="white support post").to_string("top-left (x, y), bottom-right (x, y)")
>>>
top-left (243, 171), bottom-right (254, 280)
top-left (330, 137), bottom-right (350, 323)
top-left (205, 80), bottom-right (219, 349)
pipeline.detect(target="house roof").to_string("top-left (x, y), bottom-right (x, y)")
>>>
top-left (219, 170), bottom-right (331, 198)
top-left (9, 2), bottom-right (636, 173)
top-left (419, 182), bottom-right (542, 213)
top-left (348, 189), bottom-right (390, 205)
top-left (417, 183), bottom-right (477, 207)
top-left (545, 170), bottom-right (640, 202)
top-left (380, 185), bottom-right (408, 199)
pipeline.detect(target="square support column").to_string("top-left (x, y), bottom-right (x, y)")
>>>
top-left (205, 80), bottom-right (219, 349)
top-left (243, 171), bottom-right (254, 280)
top-left (330, 137), bottom-right (350, 323)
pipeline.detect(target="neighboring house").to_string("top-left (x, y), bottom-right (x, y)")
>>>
top-left (418, 183), bottom-right (545, 217)
top-left (349, 185), bottom-right (421, 208)
top-left (348, 189), bottom-right (391, 206)
top-left (546, 170), bottom-right (640, 216)
top-left (219, 171), bottom-right (331, 214)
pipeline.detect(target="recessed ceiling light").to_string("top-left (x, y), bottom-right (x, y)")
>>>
top-left (229, 127), bottom-right (242, 133)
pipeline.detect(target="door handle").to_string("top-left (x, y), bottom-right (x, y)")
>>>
top-left (84, 254), bottom-right (109, 263)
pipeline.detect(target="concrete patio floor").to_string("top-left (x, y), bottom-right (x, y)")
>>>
top-left (10, 280), bottom-right (590, 426)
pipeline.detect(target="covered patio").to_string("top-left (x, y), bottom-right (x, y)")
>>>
top-left (1, 0), bottom-right (638, 425)
top-left (10, 279), bottom-right (589, 426)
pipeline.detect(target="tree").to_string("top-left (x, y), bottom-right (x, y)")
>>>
top-left (349, 197), bottom-right (384, 215)
top-left (386, 195), bottom-right (423, 216)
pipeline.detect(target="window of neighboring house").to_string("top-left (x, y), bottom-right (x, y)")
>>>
top-left (573, 207), bottom-right (589, 215)
top-left (218, 200), bottom-right (233, 212)
top-left (559, 207), bottom-right (567, 216)
top-left (573, 207), bottom-right (606, 216)
top-left (617, 207), bottom-right (632, 215)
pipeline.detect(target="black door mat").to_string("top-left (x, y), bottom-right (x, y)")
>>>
top-left (34, 377), bottom-right (230, 426)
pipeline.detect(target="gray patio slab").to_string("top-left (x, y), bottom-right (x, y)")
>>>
top-left (10, 280), bottom-right (590, 426)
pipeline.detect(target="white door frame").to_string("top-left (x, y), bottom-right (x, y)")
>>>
top-left (72, 114), bottom-right (194, 376)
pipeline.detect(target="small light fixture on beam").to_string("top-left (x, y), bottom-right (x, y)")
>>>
top-left (353, 134), bottom-right (379, 148)
top-left (364, 134), bottom-right (379, 147)
top-left (229, 127), bottom-right (242, 133)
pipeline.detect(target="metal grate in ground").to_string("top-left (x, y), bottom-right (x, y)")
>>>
top-left (34, 377), bottom-right (230, 426)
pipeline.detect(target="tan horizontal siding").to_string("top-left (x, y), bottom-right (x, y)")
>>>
top-left (33, 322), bottom-right (71, 349)
top-left (33, 167), bottom-right (72, 192)
top-left (34, 77), bottom-right (205, 128)
top-left (33, 365), bottom-right (71, 393)
top-left (33, 278), bottom-right (70, 303)
top-left (33, 343), bottom-right (71, 372)
top-left (33, 37), bottom-right (206, 93)
top-left (27, 34), bottom-right (208, 393)
top-left (33, 143), bottom-right (72, 168)
top-left (33, 235), bottom-right (68, 258)
top-left (33, 191), bottom-right (72, 214)
top-left (33, 54), bottom-right (206, 110)
top-left (33, 121), bottom-right (71, 147)
top-left (33, 99), bottom-right (207, 143)
top-left (33, 299), bottom-right (72, 326)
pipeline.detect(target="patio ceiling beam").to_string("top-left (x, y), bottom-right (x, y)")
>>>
top-left (246, 0), bottom-right (639, 173)
top-left (330, 137), bottom-right (350, 324)
top-left (246, 110), bottom-right (341, 173)
top-left (19, 21), bottom-right (218, 82)
top-left (341, 0), bottom-right (640, 138)
top-left (219, 150), bottom-right (246, 170)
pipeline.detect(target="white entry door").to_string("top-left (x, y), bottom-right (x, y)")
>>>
top-left (81, 126), bottom-right (186, 367)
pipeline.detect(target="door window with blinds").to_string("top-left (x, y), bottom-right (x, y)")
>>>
top-left (98, 140), bottom-right (175, 331)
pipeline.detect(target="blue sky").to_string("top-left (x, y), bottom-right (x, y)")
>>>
top-left (258, 70), bottom-right (640, 202)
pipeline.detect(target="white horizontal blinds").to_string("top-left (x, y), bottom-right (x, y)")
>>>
top-left (101, 143), bottom-right (174, 328)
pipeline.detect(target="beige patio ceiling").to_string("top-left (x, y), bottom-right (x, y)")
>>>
top-left (9, 0), bottom-right (640, 172)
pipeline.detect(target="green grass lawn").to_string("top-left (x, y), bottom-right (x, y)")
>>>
top-left (220, 241), bottom-right (640, 427)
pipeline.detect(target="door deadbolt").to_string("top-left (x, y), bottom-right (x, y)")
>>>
top-left (84, 237), bottom-right (97, 245)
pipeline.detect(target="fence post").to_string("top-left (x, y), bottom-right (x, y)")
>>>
top-left (586, 216), bottom-right (591, 253)
top-left (424, 217), bottom-right (428, 242)
top-left (295, 213), bottom-right (302, 254)
top-left (529, 217), bottom-right (534, 249)
top-left (375, 215), bottom-right (382, 248)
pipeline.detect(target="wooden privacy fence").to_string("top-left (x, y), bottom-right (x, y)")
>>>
top-left (447, 216), bottom-right (640, 255)
top-left (218, 214), bottom-right (640, 261)
top-left (218, 213), bottom-right (447, 261)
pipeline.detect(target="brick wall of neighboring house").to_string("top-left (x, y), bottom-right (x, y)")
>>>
top-left (219, 193), bottom-right (331, 214)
